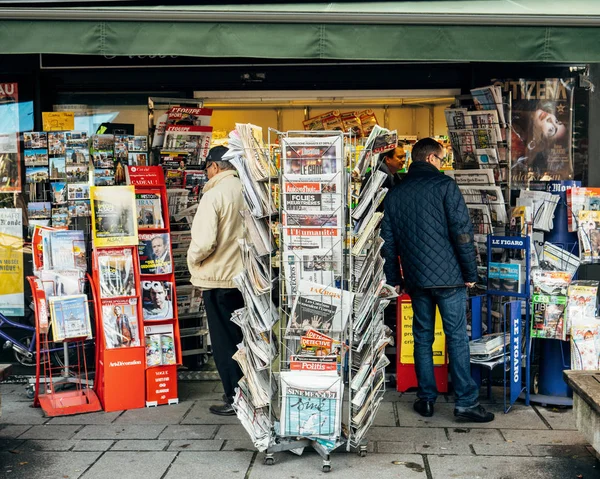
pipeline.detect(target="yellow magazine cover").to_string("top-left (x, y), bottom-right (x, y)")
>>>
top-left (90, 185), bottom-right (138, 247)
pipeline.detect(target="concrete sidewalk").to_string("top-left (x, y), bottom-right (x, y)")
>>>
top-left (0, 381), bottom-right (598, 479)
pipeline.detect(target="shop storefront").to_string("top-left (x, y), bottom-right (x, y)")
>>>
top-left (0, 2), bottom-right (599, 421)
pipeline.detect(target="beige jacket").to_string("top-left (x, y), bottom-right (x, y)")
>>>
top-left (187, 170), bottom-right (244, 289)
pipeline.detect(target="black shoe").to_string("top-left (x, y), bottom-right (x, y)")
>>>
top-left (209, 402), bottom-right (236, 416)
top-left (454, 404), bottom-right (495, 423)
top-left (413, 399), bottom-right (434, 417)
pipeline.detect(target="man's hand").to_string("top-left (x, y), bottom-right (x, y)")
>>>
top-left (465, 282), bottom-right (476, 288)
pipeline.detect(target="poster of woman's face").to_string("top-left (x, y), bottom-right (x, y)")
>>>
top-left (509, 78), bottom-right (575, 187)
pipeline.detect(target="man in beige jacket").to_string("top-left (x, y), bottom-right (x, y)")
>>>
top-left (188, 146), bottom-right (245, 416)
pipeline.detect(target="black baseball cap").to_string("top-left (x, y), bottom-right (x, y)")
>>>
top-left (206, 145), bottom-right (229, 164)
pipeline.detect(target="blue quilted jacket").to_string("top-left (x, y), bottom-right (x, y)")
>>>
top-left (380, 161), bottom-right (478, 291)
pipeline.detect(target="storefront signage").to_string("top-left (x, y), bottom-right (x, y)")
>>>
top-left (510, 302), bottom-right (521, 404)
top-left (126, 166), bottom-right (165, 187)
top-left (42, 111), bottom-right (75, 132)
top-left (491, 236), bottom-right (525, 249)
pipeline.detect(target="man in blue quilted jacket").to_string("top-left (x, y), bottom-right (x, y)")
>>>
top-left (381, 137), bottom-right (494, 423)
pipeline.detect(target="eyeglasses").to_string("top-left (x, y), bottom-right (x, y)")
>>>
top-left (433, 154), bottom-right (446, 163)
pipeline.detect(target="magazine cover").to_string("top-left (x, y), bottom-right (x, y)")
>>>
top-left (97, 248), bottom-right (136, 298)
top-left (138, 233), bottom-right (172, 274)
top-left (40, 269), bottom-right (83, 298)
top-left (570, 316), bottom-right (600, 370)
top-left (101, 298), bottom-right (141, 348)
top-left (280, 371), bottom-right (342, 439)
top-left (488, 262), bottom-right (521, 294)
top-left (0, 83), bottom-right (20, 193)
top-left (282, 211), bottom-right (339, 228)
top-left (90, 185), bottom-right (138, 247)
top-left (531, 270), bottom-right (570, 340)
top-left (24, 131), bottom-right (47, 149)
top-left (50, 230), bottom-right (86, 270)
top-left (505, 78), bottom-right (575, 186)
top-left (578, 210), bottom-right (600, 263)
top-left (184, 170), bottom-right (207, 194)
top-left (282, 249), bottom-right (336, 308)
top-left (566, 281), bottom-right (599, 337)
top-left (142, 280), bottom-right (174, 321)
top-left (166, 107), bottom-right (213, 127)
top-left (281, 136), bottom-right (342, 177)
top-left (285, 280), bottom-right (352, 339)
top-left (282, 179), bottom-right (340, 212)
top-left (49, 294), bottom-right (92, 342)
top-left (136, 193), bottom-right (164, 229)
top-left (162, 125), bottom-right (213, 164)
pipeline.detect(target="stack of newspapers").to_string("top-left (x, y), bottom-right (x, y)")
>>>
top-left (349, 153), bottom-right (395, 447)
top-left (228, 124), bottom-right (278, 451)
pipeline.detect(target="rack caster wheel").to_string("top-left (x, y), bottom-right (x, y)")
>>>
top-left (322, 465), bottom-right (331, 473)
top-left (26, 386), bottom-right (34, 400)
top-left (359, 449), bottom-right (367, 458)
top-left (264, 456), bottom-right (275, 466)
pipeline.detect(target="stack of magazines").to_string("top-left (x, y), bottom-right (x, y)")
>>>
top-left (469, 333), bottom-right (509, 368)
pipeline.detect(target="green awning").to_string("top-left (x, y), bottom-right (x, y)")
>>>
top-left (2, 2), bottom-right (600, 62)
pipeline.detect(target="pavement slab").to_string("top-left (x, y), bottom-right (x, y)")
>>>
top-left (0, 399), bottom-right (47, 424)
top-left (372, 401), bottom-right (397, 427)
top-left (19, 439), bottom-right (77, 451)
top-left (158, 424), bottom-right (218, 440)
top-left (251, 452), bottom-right (427, 479)
top-left (416, 442), bottom-right (473, 455)
top-left (0, 451), bottom-right (101, 479)
top-left (528, 444), bottom-right (594, 458)
top-left (0, 424), bottom-right (31, 438)
top-left (533, 405), bottom-right (578, 430)
top-left (472, 442), bottom-right (532, 456)
top-left (368, 426), bottom-right (448, 443)
top-left (214, 424), bottom-right (254, 440)
top-left (47, 410), bottom-right (122, 425)
top-left (167, 439), bottom-right (224, 451)
top-left (114, 401), bottom-right (193, 425)
top-left (73, 424), bottom-right (166, 440)
top-left (396, 402), bottom-right (548, 429)
top-left (446, 427), bottom-right (504, 443)
top-left (18, 424), bottom-right (80, 440)
top-left (427, 454), bottom-right (599, 479)
top-left (82, 451), bottom-right (177, 479)
top-left (180, 400), bottom-right (243, 425)
top-left (110, 439), bottom-right (170, 451)
top-left (222, 438), bottom-right (258, 451)
top-left (500, 428), bottom-right (588, 445)
top-left (375, 441), bottom-right (417, 454)
top-left (177, 381), bottom-right (224, 401)
top-left (72, 440), bottom-right (115, 451)
top-left (164, 451), bottom-right (253, 479)
top-left (0, 438), bottom-right (23, 451)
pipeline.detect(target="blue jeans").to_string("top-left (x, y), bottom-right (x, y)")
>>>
top-left (410, 287), bottom-right (479, 408)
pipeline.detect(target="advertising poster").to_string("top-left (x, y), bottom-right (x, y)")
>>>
top-left (0, 82), bottom-right (20, 192)
top-left (400, 300), bottom-right (445, 365)
top-left (0, 208), bottom-right (24, 316)
top-left (500, 78), bottom-right (575, 187)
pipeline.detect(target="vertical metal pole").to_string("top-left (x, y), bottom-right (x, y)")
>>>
top-left (429, 105), bottom-right (434, 137)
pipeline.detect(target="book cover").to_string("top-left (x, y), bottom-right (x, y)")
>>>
top-left (101, 298), bottom-right (141, 348)
top-left (97, 248), bottom-right (136, 298)
top-left (49, 294), bottom-right (92, 342)
top-left (50, 230), bottom-right (86, 270)
top-left (141, 280), bottom-right (174, 321)
top-left (136, 193), bottom-right (164, 229)
top-left (138, 233), bottom-right (172, 274)
top-left (90, 185), bottom-right (138, 247)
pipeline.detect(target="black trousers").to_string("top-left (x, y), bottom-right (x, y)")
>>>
top-left (202, 288), bottom-right (245, 402)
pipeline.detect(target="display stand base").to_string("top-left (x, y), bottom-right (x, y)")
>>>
top-left (146, 398), bottom-right (179, 408)
top-left (38, 389), bottom-right (102, 417)
top-left (521, 392), bottom-right (573, 407)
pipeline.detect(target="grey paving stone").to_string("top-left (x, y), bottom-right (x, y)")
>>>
top-left (158, 424), bottom-right (217, 440)
top-left (72, 439), bottom-right (115, 451)
top-left (18, 424), bottom-right (80, 440)
top-left (0, 399), bottom-right (47, 424)
top-left (164, 451), bottom-right (253, 479)
top-left (376, 441), bottom-right (417, 453)
top-left (214, 424), bottom-right (252, 440)
top-left (180, 400), bottom-right (242, 425)
top-left (0, 424), bottom-right (31, 438)
top-left (533, 405), bottom-right (578, 430)
top-left (73, 424), bottom-right (166, 440)
top-left (0, 451), bottom-right (100, 479)
top-left (396, 401), bottom-right (548, 429)
top-left (213, 382), bottom-right (225, 393)
top-left (528, 444), bottom-right (594, 458)
top-left (396, 391), bottom-right (418, 402)
top-left (47, 410), bottom-right (122, 425)
top-left (0, 438), bottom-right (24, 451)
top-left (251, 452), bottom-right (427, 478)
top-left (113, 401), bottom-right (193, 425)
top-left (447, 427), bottom-right (504, 443)
top-left (428, 454), bottom-right (598, 479)
top-left (382, 389), bottom-right (402, 402)
top-left (367, 426), bottom-right (448, 443)
top-left (472, 442), bottom-right (532, 456)
top-left (501, 429), bottom-right (589, 445)
top-left (111, 439), bottom-right (170, 451)
top-left (20, 439), bottom-right (77, 451)
top-left (416, 442), bottom-right (473, 455)
top-left (222, 438), bottom-right (257, 451)
top-left (178, 381), bottom-right (224, 401)
top-left (167, 439), bottom-right (224, 451)
top-left (83, 451), bottom-right (177, 479)
top-left (372, 401), bottom-right (397, 426)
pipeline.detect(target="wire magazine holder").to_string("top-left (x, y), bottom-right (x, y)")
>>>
top-left (27, 273), bottom-right (101, 417)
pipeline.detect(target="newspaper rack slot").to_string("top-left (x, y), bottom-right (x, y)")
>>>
top-left (27, 274), bottom-right (102, 417)
top-left (127, 165), bottom-right (180, 406)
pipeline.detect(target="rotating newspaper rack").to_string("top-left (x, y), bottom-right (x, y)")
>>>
top-left (224, 123), bottom-right (395, 472)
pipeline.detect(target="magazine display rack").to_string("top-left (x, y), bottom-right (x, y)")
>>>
top-left (225, 124), bottom-right (393, 472)
top-left (127, 165), bottom-right (181, 406)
